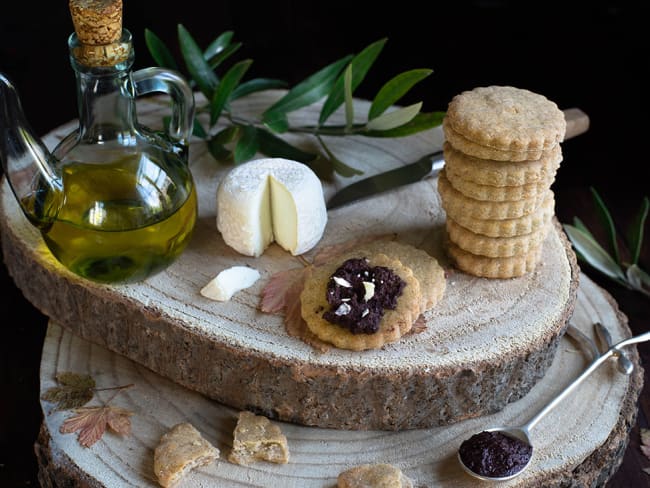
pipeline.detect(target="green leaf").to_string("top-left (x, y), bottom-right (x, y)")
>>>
top-left (590, 187), bottom-right (620, 265)
top-left (366, 102), bottom-right (422, 131)
top-left (319, 38), bottom-right (387, 125)
top-left (563, 224), bottom-right (626, 281)
top-left (230, 78), bottom-right (288, 101)
top-left (192, 117), bottom-right (208, 138)
top-left (317, 137), bottom-right (363, 177)
top-left (213, 125), bottom-right (240, 145)
top-left (207, 139), bottom-right (232, 162)
top-left (144, 29), bottom-right (178, 71)
top-left (255, 127), bottom-right (318, 163)
top-left (572, 216), bottom-right (594, 237)
top-left (209, 59), bottom-right (254, 125)
top-left (368, 69), bottom-right (432, 120)
top-left (627, 196), bottom-right (649, 265)
top-left (263, 112), bottom-right (290, 133)
top-left (204, 31), bottom-right (234, 60)
top-left (234, 125), bottom-right (259, 163)
top-left (361, 111), bottom-right (445, 137)
top-left (343, 64), bottom-right (354, 131)
top-left (178, 24), bottom-right (219, 99)
top-left (207, 42), bottom-right (242, 71)
top-left (262, 55), bottom-right (352, 122)
top-left (627, 264), bottom-right (650, 288)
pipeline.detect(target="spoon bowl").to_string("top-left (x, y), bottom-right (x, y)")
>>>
top-left (458, 426), bottom-right (533, 481)
top-left (458, 327), bottom-right (650, 482)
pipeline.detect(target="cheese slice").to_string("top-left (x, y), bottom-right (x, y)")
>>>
top-left (216, 158), bottom-right (327, 257)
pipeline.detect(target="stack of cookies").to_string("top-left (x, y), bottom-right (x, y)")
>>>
top-left (438, 85), bottom-right (566, 278)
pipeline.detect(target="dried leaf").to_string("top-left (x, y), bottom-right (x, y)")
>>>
top-left (60, 405), bottom-right (133, 448)
top-left (410, 314), bottom-right (427, 334)
top-left (41, 372), bottom-right (96, 411)
top-left (260, 267), bottom-right (308, 313)
top-left (312, 234), bottom-right (396, 266)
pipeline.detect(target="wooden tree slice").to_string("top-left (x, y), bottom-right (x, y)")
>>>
top-left (1, 92), bottom-right (579, 430)
top-left (34, 274), bottom-right (642, 487)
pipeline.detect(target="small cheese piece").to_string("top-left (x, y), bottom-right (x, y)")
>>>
top-left (200, 266), bottom-right (261, 301)
top-left (216, 158), bottom-right (327, 257)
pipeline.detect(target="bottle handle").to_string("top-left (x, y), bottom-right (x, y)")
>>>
top-left (132, 67), bottom-right (195, 146)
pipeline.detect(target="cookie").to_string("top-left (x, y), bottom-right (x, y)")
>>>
top-left (445, 165), bottom-right (553, 202)
top-left (154, 422), bottom-right (220, 488)
top-left (438, 170), bottom-right (550, 220)
top-left (443, 190), bottom-right (555, 238)
top-left (301, 253), bottom-right (421, 351)
top-left (444, 85), bottom-right (566, 159)
top-left (443, 141), bottom-right (562, 187)
top-left (446, 239), bottom-right (544, 279)
top-left (337, 463), bottom-right (414, 488)
top-left (228, 411), bottom-right (289, 465)
top-left (356, 240), bottom-right (446, 310)
top-left (446, 217), bottom-right (551, 258)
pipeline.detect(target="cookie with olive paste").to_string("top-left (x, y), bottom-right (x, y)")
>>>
top-left (300, 253), bottom-right (421, 351)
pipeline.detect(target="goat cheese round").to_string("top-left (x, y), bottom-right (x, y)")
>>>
top-left (216, 158), bottom-right (328, 257)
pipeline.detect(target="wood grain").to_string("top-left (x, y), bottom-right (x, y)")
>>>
top-left (34, 272), bottom-right (642, 487)
top-left (0, 92), bottom-right (582, 430)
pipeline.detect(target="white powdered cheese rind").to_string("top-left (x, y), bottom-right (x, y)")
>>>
top-left (216, 158), bottom-right (327, 257)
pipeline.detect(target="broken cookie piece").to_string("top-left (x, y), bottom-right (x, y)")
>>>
top-left (154, 422), bottom-right (220, 488)
top-left (228, 411), bottom-right (289, 465)
top-left (337, 463), bottom-right (414, 488)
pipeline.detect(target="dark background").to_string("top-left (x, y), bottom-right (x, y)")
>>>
top-left (1, 1), bottom-right (648, 486)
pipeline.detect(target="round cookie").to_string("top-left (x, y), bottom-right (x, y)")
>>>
top-left (446, 217), bottom-right (551, 258)
top-left (444, 85), bottom-right (566, 158)
top-left (356, 240), bottom-right (446, 310)
top-left (443, 190), bottom-right (555, 238)
top-left (438, 170), bottom-right (551, 220)
top-left (443, 142), bottom-right (562, 187)
top-left (301, 253), bottom-right (421, 351)
top-left (446, 239), bottom-right (544, 279)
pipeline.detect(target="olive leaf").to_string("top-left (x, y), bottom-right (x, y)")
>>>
top-left (628, 196), bottom-right (649, 265)
top-left (564, 189), bottom-right (650, 297)
top-left (145, 26), bottom-right (443, 176)
top-left (178, 24), bottom-right (219, 99)
top-left (366, 102), bottom-right (422, 131)
top-left (209, 59), bottom-right (253, 125)
top-left (319, 38), bottom-right (387, 125)
top-left (262, 55), bottom-right (352, 128)
top-left (144, 29), bottom-right (178, 71)
top-left (368, 69), bottom-right (432, 120)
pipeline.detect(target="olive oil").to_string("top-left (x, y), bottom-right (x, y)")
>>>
top-left (34, 153), bottom-right (197, 283)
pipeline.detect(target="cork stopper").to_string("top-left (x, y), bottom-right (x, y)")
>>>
top-left (68, 0), bottom-right (130, 67)
top-left (69, 0), bottom-right (123, 45)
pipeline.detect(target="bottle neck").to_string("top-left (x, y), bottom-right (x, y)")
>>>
top-left (68, 30), bottom-right (137, 143)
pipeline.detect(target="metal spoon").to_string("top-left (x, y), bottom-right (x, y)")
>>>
top-left (458, 330), bottom-right (650, 482)
top-left (593, 322), bottom-right (634, 375)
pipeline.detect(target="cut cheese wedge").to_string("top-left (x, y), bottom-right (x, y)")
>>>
top-left (200, 266), bottom-right (261, 301)
top-left (216, 158), bottom-right (327, 257)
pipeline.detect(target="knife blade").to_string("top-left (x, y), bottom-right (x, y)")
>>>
top-left (327, 107), bottom-right (590, 210)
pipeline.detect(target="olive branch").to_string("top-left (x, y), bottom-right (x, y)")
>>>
top-left (144, 25), bottom-right (444, 180)
top-left (563, 187), bottom-right (650, 297)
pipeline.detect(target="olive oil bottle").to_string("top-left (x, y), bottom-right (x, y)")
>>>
top-left (1, 0), bottom-right (198, 284)
top-left (38, 153), bottom-right (196, 283)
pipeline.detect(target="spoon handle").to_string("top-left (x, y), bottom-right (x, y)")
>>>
top-left (594, 322), bottom-right (634, 375)
top-left (525, 330), bottom-right (650, 432)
